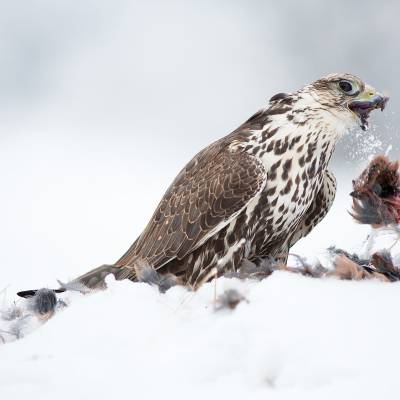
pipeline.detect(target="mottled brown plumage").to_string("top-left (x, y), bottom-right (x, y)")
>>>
top-left (108, 73), bottom-right (386, 288)
top-left (18, 73), bottom-right (388, 296)
top-left (117, 149), bottom-right (267, 270)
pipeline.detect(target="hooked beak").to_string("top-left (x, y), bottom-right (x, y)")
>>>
top-left (348, 89), bottom-right (389, 131)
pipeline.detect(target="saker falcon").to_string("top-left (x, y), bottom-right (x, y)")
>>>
top-left (18, 73), bottom-right (389, 296)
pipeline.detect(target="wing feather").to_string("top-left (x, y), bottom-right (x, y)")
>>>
top-left (116, 143), bottom-right (267, 270)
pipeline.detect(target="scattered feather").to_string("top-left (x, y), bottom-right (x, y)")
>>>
top-left (225, 257), bottom-right (276, 280)
top-left (57, 279), bottom-right (92, 294)
top-left (369, 250), bottom-right (400, 281)
top-left (135, 262), bottom-right (181, 293)
top-left (28, 289), bottom-right (58, 320)
top-left (1, 303), bottom-right (23, 321)
top-left (215, 289), bottom-right (247, 310)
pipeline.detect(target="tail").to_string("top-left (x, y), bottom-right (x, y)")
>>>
top-left (17, 264), bottom-right (134, 298)
top-left (68, 264), bottom-right (135, 289)
top-left (17, 258), bottom-right (182, 299)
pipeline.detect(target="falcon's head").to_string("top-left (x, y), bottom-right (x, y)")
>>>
top-left (302, 73), bottom-right (388, 131)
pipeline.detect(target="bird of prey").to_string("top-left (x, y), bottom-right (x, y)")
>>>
top-left (18, 73), bottom-right (388, 297)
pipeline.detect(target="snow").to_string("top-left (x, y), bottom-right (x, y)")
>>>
top-left (2, 203), bottom-right (400, 399)
top-left (2, 271), bottom-right (400, 400)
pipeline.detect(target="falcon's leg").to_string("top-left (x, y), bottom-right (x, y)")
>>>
top-left (248, 245), bottom-right (290, 269)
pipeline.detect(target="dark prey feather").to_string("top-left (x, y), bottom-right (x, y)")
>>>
top-left (350, 156), bottom-right (400, 226)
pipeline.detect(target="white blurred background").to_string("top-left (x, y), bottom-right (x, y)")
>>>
top-left (1, 0), bottom-right (399, 290)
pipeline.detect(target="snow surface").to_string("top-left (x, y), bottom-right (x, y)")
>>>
top-left (2, 198), bottom-right (400, 399)
top-left (2, 271), bottom-right (400, 400)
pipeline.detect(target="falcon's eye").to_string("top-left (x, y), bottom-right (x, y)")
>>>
top-left (338, 80), bottom-right (358, 95)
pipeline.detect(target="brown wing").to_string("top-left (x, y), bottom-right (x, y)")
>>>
top-left (116, 143), bottom-right (267, 270)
